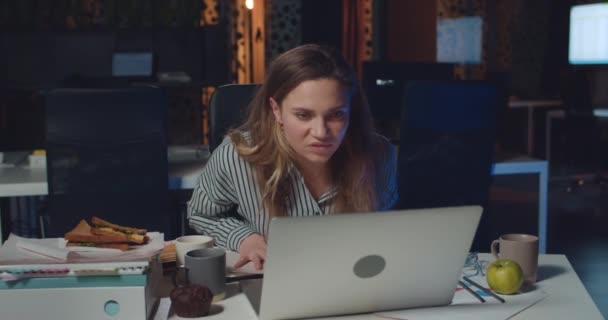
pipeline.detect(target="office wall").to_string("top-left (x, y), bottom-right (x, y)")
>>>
top-left (385, 0), bottom-right (437, 62)
top-left (264, 0), bottom-right (302, 63)
top-left (436, 0), bottom-right (556, 97)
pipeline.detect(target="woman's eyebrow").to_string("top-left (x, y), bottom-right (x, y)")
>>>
top-left (290, 105), bottom-right (348, 113)
top-left (291, 107), bottom-right (312, 112)
top-left (291, 104), bottom-right (350, 113)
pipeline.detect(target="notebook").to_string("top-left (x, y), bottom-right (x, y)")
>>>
top-left (259, 205), bottom-right (482, 320)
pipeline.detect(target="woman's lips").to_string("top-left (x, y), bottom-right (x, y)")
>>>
top-left (309, 143), bottom-right (333, 154)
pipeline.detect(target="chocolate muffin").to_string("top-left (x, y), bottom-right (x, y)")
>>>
top-left (170, 284), bottom-right (213, 318)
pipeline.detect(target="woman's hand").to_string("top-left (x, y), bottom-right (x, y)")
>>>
top-left (234, 233), bottom-right (267, 270)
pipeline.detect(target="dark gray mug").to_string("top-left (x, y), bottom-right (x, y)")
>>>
top-left (179, 247), bottom-right (226, 301)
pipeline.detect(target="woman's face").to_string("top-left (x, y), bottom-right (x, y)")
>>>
top-left (270, 78), bottom-right (351, 168)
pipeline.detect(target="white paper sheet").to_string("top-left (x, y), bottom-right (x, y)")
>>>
top-left (375, 281), bottom-right (548, 320)
top-left (0, 233), bottom-right (164, 265)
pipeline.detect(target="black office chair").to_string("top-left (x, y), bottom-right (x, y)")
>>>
top-left (208, 84), bottom-right (260, 152)
top-left (396, 80), bottom-right (498, 250)
top-left (486, 71), bottom-right (518, 157)
top-left (362, 61), bottom-right (455, 142)
top-left (43, 87), bottom-right (176, 239)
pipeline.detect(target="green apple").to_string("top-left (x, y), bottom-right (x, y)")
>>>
top-left (486, 259), bottom-right (524, 295)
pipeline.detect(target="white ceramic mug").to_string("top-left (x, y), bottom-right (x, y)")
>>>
top-left (175, 235), bottom-right (214, 266)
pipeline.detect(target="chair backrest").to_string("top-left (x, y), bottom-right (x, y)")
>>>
top-left (44, 86), bottom-right (175, 238)
top-left (208, 84), bottom-right (260, 151)
top-left (486, 71), bottom-right (518, 155)
top-left (362, 62), bottom-right (455, 142)
top-left (396, 80), bottom-right (497, 211)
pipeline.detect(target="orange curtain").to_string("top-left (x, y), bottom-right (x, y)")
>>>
top-left (342, 0), bottom-right (373, 77)
top-left (342, 0), bottom-right (358, 66)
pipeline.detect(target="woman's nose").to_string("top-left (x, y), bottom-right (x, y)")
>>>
top-left (311, 118), bottom-right (329, 137)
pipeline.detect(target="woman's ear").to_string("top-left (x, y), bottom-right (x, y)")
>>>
top-left (269, 97), bottom-right (282, 123)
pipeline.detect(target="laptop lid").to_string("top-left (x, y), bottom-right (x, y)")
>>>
top-left (259, 205), bottom-right (482, 320)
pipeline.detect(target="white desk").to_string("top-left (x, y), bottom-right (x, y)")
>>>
top-left (317, 254), bottom-right (603, 319)
top-left (204, 253), bottom-right (603, 320)
top-left (495, 254), bottom-right (604, 319)
top-left (508, 99), bottom-right (562, 156)
top-left (0, 162), bottom-right (205, 197)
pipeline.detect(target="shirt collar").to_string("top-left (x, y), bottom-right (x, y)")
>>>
top-left (289, 166), bottom-right (337, 203)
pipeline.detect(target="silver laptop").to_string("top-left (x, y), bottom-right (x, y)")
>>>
top-left (259, 205), bottom-right (482, 320)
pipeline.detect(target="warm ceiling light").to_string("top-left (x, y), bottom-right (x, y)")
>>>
top-left (245, 0), bottom-right (254, 10)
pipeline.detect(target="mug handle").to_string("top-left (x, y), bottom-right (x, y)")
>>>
top-left (490, 240), bottom-right (500, 260)
top-left (173, 266), bottom-right (190, 287)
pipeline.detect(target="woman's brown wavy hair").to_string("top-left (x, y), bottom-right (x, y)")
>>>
top-left (229, 44), bottom-right (386, 217)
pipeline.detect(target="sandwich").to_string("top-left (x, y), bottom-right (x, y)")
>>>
top-left (64, 217), bottom-right (148, 251)
top-left (90, 216), bottom-right (148, 244)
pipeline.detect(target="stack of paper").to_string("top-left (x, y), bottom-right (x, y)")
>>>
top-left (0, 233), bottom-right (164, 265)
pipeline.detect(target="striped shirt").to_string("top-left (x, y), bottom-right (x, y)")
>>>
top-left (187, 136), bottom-right (398, 252)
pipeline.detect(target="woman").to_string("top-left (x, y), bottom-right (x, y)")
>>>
top-left (188, 44), bottom-right (397, 270)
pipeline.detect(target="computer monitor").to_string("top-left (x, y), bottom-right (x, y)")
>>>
top-left (112, 52), bottom-right (155, 78)
top-left (362, 62), bottom-right (455, 141)
top-left (0, 88), bottom-right (46, 154)
top-left (569, 3), bottom-right (608, 65)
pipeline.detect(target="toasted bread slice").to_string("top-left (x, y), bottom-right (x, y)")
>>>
top-left (66, 241), bottom-right (130, 251)
top-left (91, 227), bottom-right (147, 244)
top-left (64, 220), bottom-right (128, 244)
top-left (91, 216), bottom-right (147, 235)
